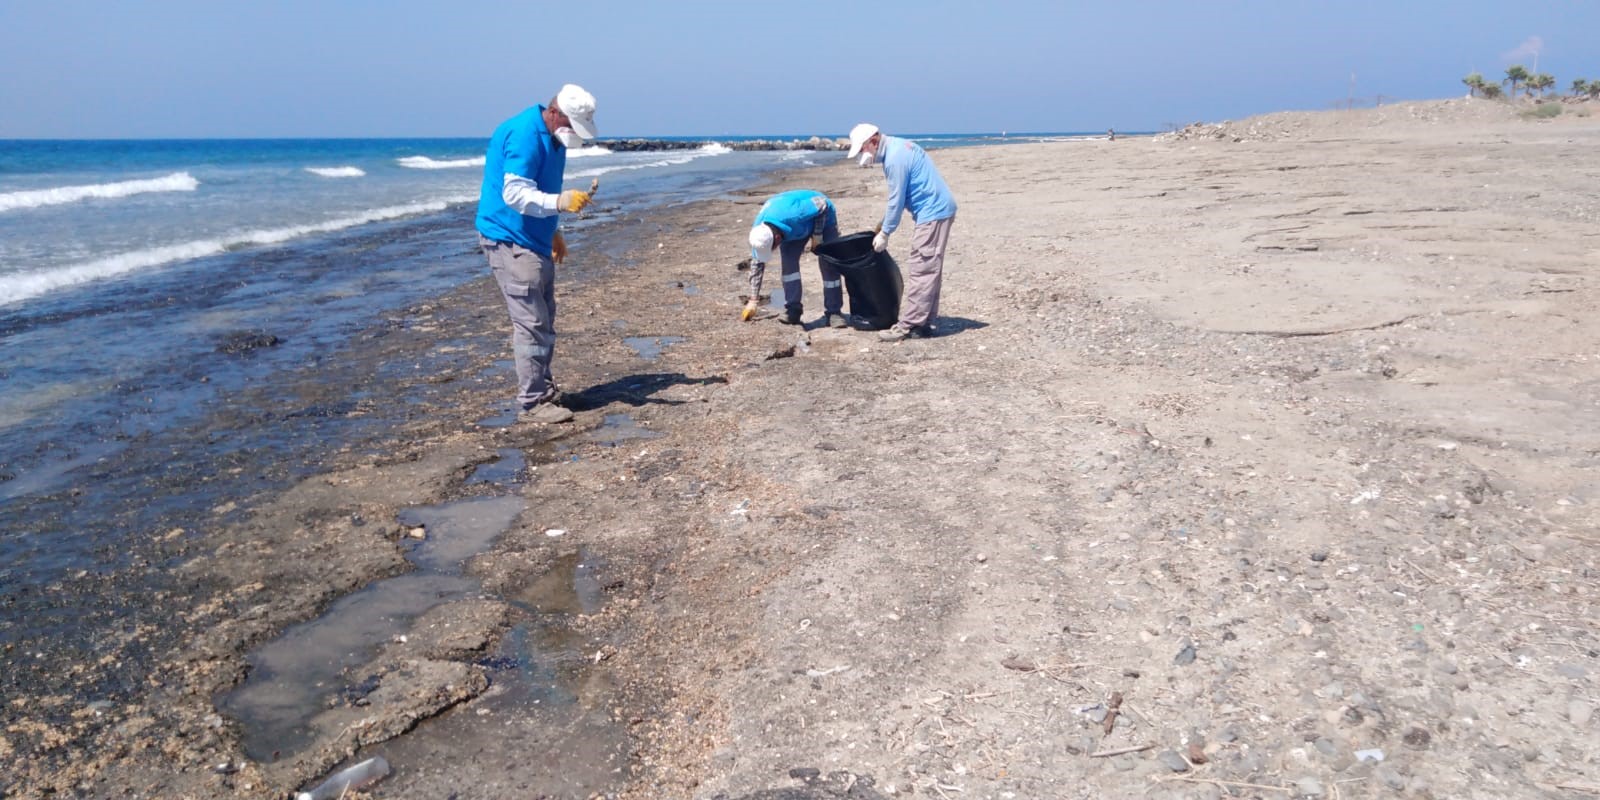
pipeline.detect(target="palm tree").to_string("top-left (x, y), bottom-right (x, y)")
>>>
top-left (1482, 84), bottom-right (1504, 99)
top-left (1530, 73), bottom-right (1556, 97)
top-left (1504, 65), bottom-right (1530, 98)
top-left (1572, 78), bottom-right (1589, 98)
top-left (1463, 72), bottom-right (1486, 97)
top-left (1589, 82), bottom-right (1600, 100)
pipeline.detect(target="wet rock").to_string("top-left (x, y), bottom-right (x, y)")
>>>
top-left (1402, 727), bottom-right (1431, 749)
top-left (788, 767), bottom-right (820, 781)
top-left (215, 330), bottom-right (282, 355)
top-left (1309, 550), bottom-right (1328, 562)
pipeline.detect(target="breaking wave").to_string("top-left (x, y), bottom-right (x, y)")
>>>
top-left (397, 155), bottom-right (485, 170)
top-left (0, 172), bottom-right (199, 213)
top-left (305, 166), bottom-right (366, 178)
top-left (566, 146), bottom-right (612, 158)
top-left (0, 196), bottom-right (474, 307)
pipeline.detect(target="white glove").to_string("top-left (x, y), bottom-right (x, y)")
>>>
top-left (872, 230), bottom-right (889, 252)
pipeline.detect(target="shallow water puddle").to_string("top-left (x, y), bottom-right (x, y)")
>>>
top-left (466, 448), bottom-right (526, 486)
top-left (559, 414), bottom-right (664, 451)
top-left (220, 495), bottom-right (525, 761)
top-left (622, 335), bottom-right (684, 361)
top-left (359, 550), bottom-right (627, 796)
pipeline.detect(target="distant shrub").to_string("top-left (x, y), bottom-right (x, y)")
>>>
top-left (1521, 103), bottom-right (1563, 119)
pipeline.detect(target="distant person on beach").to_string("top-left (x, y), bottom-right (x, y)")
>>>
top-left (1108, 128), bottom-right (1116, 141)
top-left (474, 84), bottom-right (598, 425)
top-left (742, 189), bottom-right (844, 327)
top-left (847, 123), bottom-right (958, 342)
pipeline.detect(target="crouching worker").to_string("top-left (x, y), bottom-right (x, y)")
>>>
top-left (741, 189), bottom-right (845, 327)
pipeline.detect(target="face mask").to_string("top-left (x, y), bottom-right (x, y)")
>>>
top-left (554, 128), bottom-right (585, 149)
top-left (857, 148), bottom-right (876, 168)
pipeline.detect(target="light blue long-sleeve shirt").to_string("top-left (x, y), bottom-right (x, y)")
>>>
top-left (879, 135), bottom-right (956, 235)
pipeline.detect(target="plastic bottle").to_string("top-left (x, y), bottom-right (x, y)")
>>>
top-left (295, 756), bottom-right (390, 800)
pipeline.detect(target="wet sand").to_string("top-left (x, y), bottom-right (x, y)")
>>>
top-left (5, 98), bottom-right (1599, 799)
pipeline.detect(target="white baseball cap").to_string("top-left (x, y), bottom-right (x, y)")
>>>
top-left (847, 123), bottom-right (880, 158)
top-left (556, 84), bottom-right (598, 140)
top-left (748, 224), bottom-right (775, 263)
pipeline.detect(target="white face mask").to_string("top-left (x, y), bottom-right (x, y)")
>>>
top-left (554, 128), bottom-right (585, 149)
top-left (857, 148), bottom-right (877, 168)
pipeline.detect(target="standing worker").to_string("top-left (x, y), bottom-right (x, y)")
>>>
top-left (847, 123), bottom-right (958, 342)
top-left (741, 189), bottom-right (846, 327)
top-left (475, 84), bottom-right (598, 424)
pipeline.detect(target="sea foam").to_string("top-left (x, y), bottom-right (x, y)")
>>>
top-left (566, 146), bottom-right (613, 158)
top-left (0, 196), bottom-right (473, 307)
top-left (305, 166), bottom-right (366, 178)
top-left (0, 172), bottom-right (199, 213)
top-left (397, 155), bottom-right (486, 170)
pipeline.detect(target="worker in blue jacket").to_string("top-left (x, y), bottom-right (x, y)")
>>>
top-left (475, 84), bottom-right (598, 424)
top-left (847, 123), bottom-right (958, 342)
top-left (742, 189), bottom-right (845, 327)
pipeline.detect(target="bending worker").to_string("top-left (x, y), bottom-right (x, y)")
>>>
top-left (847, 123), bottom-right (958, 342)
top-left (475, 83), bottom-right (598, 424)
top-left (742, 189), bottom-right (845, 327)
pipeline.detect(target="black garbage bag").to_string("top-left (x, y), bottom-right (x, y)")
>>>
top-left (813, 232), bottom-right (902, 330)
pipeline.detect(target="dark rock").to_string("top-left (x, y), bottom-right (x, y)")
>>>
top-left (215, 330), bottom-right (281, 354)
top-left (1175, 640), bottom-right (1197, 665)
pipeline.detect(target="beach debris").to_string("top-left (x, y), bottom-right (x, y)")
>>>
top-left (1103, 691), bottom-right (1124, 735)
top-left (215, 330), bottom-right (282, 355)
top-left (407, 526), bottom-right (426, 540)
top-left (805, 665), bottom-right (850, 678)
top-left (593, 645), bottom-right (617, 664)
top-left (1355, 748), bottom-right (1385, 763)
top-left (1088, 743), bottom-right (1154, 758)
top-left (730, 499), bottom-right (750, 516)
top-left (296, 756), bottom-right (390, 800)
top-left (544, 528), bottom-right (566, 538)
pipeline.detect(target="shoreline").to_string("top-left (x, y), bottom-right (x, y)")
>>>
top-left (5, 98), bottom-right (1599, 798)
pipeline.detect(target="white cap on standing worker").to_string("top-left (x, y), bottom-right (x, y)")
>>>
top-left (748, 224), bottom-right (775, 263)
top-left (556, 84), bottom-right (598, 140)
top-left (847, 123), bottom-right (880, 158)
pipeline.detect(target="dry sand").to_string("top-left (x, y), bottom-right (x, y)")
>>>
top-left (4, 98), bottom-right (1597, 799)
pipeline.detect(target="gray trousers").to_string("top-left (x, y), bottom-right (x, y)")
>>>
top-left (898, 216), bottom-right (955, 328)
top-left (748, 218), bottom-right (843, 316)
top-left (480, 236), bottom-right (556, 409)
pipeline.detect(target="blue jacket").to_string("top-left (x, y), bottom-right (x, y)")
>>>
top-left (879, 135), bottom-right (956, 235)
top-left (752, 190), bottom-right (835, 255)
top-left (475, 105), bottom-right (566, 256)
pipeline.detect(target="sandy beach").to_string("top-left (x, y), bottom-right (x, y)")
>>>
top-left (4, 98), bottom-right (1598, 799)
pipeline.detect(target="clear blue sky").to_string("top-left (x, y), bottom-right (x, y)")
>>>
top-left (2, 0), bottom-right (1597, 139)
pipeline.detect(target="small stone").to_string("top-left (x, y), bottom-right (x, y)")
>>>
top-left (975, 553), bottom-right (988, 563)
top-left (407, 526), bottom-right (426, 539)
top-left (1294, 777), bottom-right (1325, 797)
top-left (1556, 663), bottom-right (1587, 679)
top-left (1158, 750), bottom-right (1190, 772)
top-left (1376, 766), bottom-right (1406, 789)
top-left (1174, 640), bottom-right (1197, 666)
top-left (1433, 660), bottom-right (1459, 675)
top-left (1570, 701), bottom-right (1594, 727)
top-left (1402, 727), bottom-right (1431, 749)
top-left (788, 767), bottom-right (820, 781)
top-left (1313, 738), bottom-right (1336, 757)
top-left (1310, 550), bottom-right (1328, 562)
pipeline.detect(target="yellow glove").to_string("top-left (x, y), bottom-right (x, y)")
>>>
top-left (740, 300), bottom-right (760, 321)
top-left (551, 231), bottom-right (567, 264)
top-left (557, 189), bottom-right (592, 213)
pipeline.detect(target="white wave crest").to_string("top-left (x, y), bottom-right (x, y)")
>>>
top-left (0, 172), bottom-right (199, 214)
top-left (0, 195), bottom-right (474, 307)
top-left (397, 155), bottom-right (486, 170)
top-left (699, 142), bottom-right (733, 155)
top-left (566, 146), bottom-right (613, 158)
top-left (305, 166), bottom-right (366, 178)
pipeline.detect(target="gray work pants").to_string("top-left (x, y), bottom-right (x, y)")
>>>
top-left (748, 217), bottom-right (843, 316)
top-left (480, 236), bottom-right (556, 409)
top-left (898, 216), bottom-right (955, 328)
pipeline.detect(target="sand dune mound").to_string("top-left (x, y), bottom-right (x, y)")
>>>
top-left (1156, 97), bottom-right (1533, 142)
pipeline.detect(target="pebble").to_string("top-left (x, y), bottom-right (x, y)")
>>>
top-left (1313, 738), bottom-right (1336, 757)
top-left (1432, 660), bottom-right (1459, 675)
top-left (1157, 750), bottom-right (1190, 772)
top-left (1309, 550), bottom-right (1328, 562)
top-left (975, 553), bottom-right (988, 563)
top-left (1376, 766), bottom-right (1406, 789)
top-left (1174, 640), bottom-right (1197, 666)
top-left (1293, 777), bottom-right (1325, 797)
top-left (1570, 701), bottom-right (1594, 727)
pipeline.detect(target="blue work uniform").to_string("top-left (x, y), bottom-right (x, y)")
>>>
top-left (749, 190), bottom-right (842, 318)
top-left (877, 135), bottom-right (957, 235)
